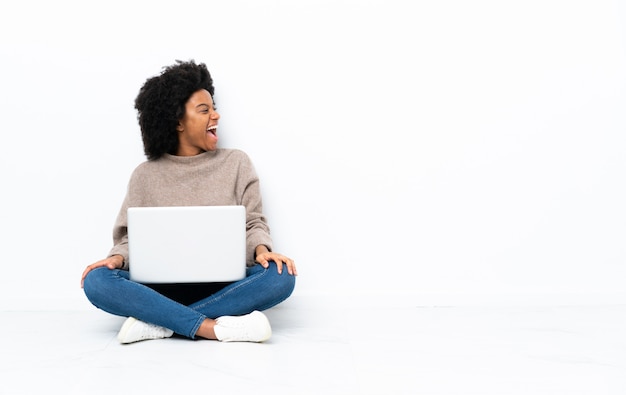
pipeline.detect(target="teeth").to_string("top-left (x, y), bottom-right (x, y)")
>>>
top-left (207, 125), bottom-right (218, 132)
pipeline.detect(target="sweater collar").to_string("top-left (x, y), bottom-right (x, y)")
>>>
top-left (162, 150), bottom-right (218, 163)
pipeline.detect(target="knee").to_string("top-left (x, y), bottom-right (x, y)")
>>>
top-left (268, 262), bottom-right (296, 299)
top-left (82, 267), bottom-right (115, 303)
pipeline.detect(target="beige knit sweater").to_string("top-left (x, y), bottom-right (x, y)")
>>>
top-left (108, 149), bottom-right (273, 270)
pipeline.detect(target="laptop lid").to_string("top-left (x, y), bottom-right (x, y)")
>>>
top-left (127, 205), bottom-right (246, 283)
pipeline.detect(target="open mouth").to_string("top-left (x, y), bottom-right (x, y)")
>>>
top-left (207, 125), bottom-right (218, 136)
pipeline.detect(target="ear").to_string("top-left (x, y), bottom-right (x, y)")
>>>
top-left (176, 122), bottom-right (184, 133)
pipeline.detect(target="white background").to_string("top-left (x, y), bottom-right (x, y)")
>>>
top-left (0, 0), bottom-right (624, 310)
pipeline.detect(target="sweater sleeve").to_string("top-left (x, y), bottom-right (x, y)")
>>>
top-left (237, 152), bottom-right (273, 266)
top-left (107, 188), bottom-right (130, 270)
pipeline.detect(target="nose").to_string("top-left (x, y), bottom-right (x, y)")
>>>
top-left (210, 108), bottom-right (220, 120)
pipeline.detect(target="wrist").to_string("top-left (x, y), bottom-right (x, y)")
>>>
top-left (110, 254), bottom-right (124, 267)
top-left (255, 245), bottom-right (269, 257)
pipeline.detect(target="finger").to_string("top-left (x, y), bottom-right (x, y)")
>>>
top-left (256, 256), bottom-right (269, 268)
top-left (275, 259), bottom-right (283, 274)
top-left (287, 260), bottom-right (297, 276)
top-left (273, 256), bottom-right (293, 275)
top-left (280, 258), bottom-right (291, 275)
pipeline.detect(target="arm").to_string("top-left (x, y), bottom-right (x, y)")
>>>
top-left (107, 188), bottom-right (131, 270)
top-left (236, 152), bottom-right (296, 275)
top-left (236, 152), bottom-right (274, 265)
top-left (80, 185), bottom-right (131, 287)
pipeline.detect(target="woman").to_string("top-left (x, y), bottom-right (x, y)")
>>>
top-left (81, 60), bottom-right (297, 344)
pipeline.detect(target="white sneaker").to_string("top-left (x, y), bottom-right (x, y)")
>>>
top-left (117, 317), bottom-right (174, 344)
top-left (214, 311), bottom-right (272, 342)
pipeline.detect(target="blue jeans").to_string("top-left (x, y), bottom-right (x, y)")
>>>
top-left (83, 262), bottom-right (295, 339)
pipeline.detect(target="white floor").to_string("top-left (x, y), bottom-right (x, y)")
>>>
top-left (1, 296), bottom-right (625, 395)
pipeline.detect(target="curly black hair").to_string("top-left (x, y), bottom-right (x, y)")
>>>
top-left (134, 60), bottom-right (215, 160)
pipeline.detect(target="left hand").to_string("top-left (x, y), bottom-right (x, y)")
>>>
top-left (80, 255), bottom-right (124, 288)
top-left (255, 246), bottom-right (297, 276)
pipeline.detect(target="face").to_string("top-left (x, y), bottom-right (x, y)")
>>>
top-left (176, 89), bottom-right (220, 156)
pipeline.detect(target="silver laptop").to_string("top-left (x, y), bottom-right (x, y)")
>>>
top-left (127, 205), bottom-right (246, 283)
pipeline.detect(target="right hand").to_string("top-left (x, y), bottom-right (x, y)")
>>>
top-left (80, 255), bottom-right (124, 288)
